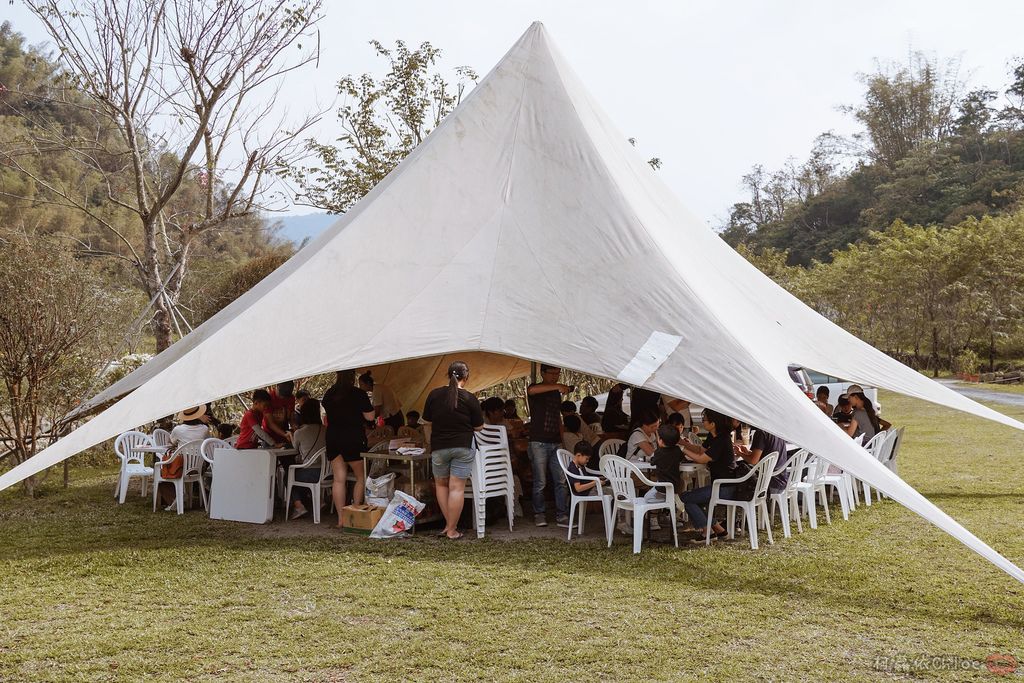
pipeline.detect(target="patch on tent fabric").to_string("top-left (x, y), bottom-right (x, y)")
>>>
top-left (616, 332), bottom-right (683, 386)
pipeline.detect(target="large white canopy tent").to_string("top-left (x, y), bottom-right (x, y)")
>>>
top-left (2, 22), bottom-right (1022, 583)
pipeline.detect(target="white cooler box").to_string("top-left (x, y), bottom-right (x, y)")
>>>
top-left (209, 448), bottom-right (276, 524)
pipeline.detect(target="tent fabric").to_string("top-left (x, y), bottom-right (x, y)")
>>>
top-left (3, 22), bottom-right (1023, 583)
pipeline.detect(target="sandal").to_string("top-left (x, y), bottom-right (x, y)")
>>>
top-left (446, 531), bottom-right (465, 540)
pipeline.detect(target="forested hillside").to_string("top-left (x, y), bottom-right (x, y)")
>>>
top-left (722, 52), bottom-right (1024, 374)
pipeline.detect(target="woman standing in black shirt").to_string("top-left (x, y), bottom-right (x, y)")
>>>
top-left (422, 361), bottom-right (484, 540)
top-left (322, 369), bottom-right (375, 527)
top-left (679, 409), bottom-right (736, 539)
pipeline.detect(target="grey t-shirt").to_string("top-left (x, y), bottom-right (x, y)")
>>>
top-left (293, 424), bottom-right (326, 463)
top-left (852, 409), bottom-right (876, 441)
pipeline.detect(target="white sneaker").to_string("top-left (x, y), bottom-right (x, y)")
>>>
top-left (649, 518), bottom-right (662, 531)
top-left (164, 502), bottom-right (177, 511)
top-left (616, 521), bottom-right (632, 535)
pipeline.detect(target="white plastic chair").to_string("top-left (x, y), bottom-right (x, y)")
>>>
top-left (556, 448), bottom-right (612, 542)
top-left (871, 429), bottom-right (901, 501)
top-left (810, 456), bottom-right (852, 522)
top-left (113, 431), bottom-right (155, 503)
top-left (859, 431), bottom-right (888, 505)
top-left (284, 447), bottom-right (332, 524)
top-left (793, 454), bottom-right (837, 528)
top-left (464, 425), bottom-right (515, 538)
top-left (769, 449), bottom-right (807, 538)
top-left (886, 427), bottom-right (905, 475)
top-left (705, 452), bottom-right (778, 549)
top-left (598, 439), bottom-right (624, 458)
top-left (599, 454), bottom-right (678, 553)
top-left (151, 428), bottom-right (171, 448)
top-left (152, 439), bottom-right (206, 514)
top-left (199, 437), bottom-right (228, 499)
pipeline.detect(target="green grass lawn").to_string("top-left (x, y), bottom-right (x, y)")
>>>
top-left (2, 391), bottom-right (1024, 682)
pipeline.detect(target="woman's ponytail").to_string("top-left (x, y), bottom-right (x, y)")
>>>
top-left (447, 361), bottom-right (469, 410)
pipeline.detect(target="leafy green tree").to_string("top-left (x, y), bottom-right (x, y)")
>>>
top-left (2, 2), bottom-right (323, 352)
top-left (289, 40), bottom-right (478, 213)
top-left (0, 229), bottom-right (131, 495)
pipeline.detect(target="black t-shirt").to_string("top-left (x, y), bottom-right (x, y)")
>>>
top-left (322, 384), bottom-right (372, 439)
top-left (423, 387), bottom-right (484, 451)
top-left (565, 461), bottom-right (592, 496)
top-left (527, 385), bottom-right (562, 443)
top-left (751, 429), bottom-right (788, 490)
top-left (704, 432), bottom-right (736, 482)
top-left (650, 445), bottom-right (683, 492)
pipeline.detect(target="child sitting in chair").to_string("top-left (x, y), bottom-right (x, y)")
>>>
top-left (564, 440), bottom-right (606, 497)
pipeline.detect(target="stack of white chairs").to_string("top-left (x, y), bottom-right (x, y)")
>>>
top-left (464, 424), bottom-right (515, 538)
top-left (600, 454), bottom-right (678, 553)
top-left (556, 448), bottom-right (613, 541)
top-left (769, 449), bottom-right (808, 538)
top-left (152, 439), bottom-right (207, 514)
top-left (284, 447), bottom-right (333, 524)
top-left (113, 431), bottom-right (155, 503)
top-left (705, 453), bottom-right (778, 549)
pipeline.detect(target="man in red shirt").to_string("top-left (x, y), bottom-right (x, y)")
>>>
top-left (264, 381), bottom-right (296, 445)
top-left (236, 390), bottom-right (278, 449)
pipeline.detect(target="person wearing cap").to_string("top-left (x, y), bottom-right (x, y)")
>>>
top-left (847, 386), bottom-right (890, 441)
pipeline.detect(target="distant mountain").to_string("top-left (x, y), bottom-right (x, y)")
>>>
top-left (275, 212), bottom-right (337, 246)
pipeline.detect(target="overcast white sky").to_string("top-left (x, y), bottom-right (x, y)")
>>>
top-left (5, 1), bottom-right (1024, 224)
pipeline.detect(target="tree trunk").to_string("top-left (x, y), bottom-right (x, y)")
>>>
top-left (990, 330), bottom-right (996, 373)
top-left (152, 299), bottom-right (174, 353)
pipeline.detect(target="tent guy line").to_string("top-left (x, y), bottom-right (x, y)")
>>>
top-left (2, 22), bottom-right (1023, 585)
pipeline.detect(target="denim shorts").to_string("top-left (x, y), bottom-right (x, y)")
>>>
top-left (431, 447), bottom-right (475, 479)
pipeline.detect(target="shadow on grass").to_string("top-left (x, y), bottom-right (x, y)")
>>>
top-left (4, 477), bottom-right (1024, 633)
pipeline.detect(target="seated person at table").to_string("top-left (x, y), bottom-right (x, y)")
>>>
top-left (815, 386), bottom-right (833, 417)
top-left (579, 396), bottom-right (601, 426)
top-left (680, 409), bottom-right (736, 540)
top-left (169, 405), bottom-right (212, 446)
top-left (564, 440), bottom-right (606, 496)
top-left (236, 390), bottom-right (280, 449)
top-left (833, 395), bottom-right (857, 435)
top-left (601, 383), bottom-right (630, 433)
top-left (624, 410), bottom-right (659, 461)
top-left (482, 397), bottom-right (507, 426)
top-left (157, 406), bottom-right (212, 508)
top-left (293, 389), bottom-right (311, 428)
top-left (848, 387), bottom-right (891, 441)
top-left (644, 424), bottom-right (688, 530)
top-left (288, 398), bottom-right (327, 520)
top-left (662, 396), bottom-right (694, 431)
top-left (216, 423), bottom-right (236, 440)
top-left (406, 410), bottom-right (422, 430)
top-left (734, 425), bottom-right (788, 491)
top-left (561, 400), bottom-right (600, 444)
top-left (263, 381), bottom-right (295, 446)
top-left (562, 414), bottom-right (585, 453)
top-left (503, 399), bottom-right (521, 421)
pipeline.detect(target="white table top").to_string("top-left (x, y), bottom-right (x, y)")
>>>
top-left (133, 445), bottom-right (169, 454)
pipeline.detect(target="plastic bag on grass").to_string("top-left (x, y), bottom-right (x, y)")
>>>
top-left (369, 490), bottom-right (425, 539)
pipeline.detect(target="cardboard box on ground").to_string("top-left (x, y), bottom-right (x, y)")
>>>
top-left (340, 504), bottom-right (386, 530)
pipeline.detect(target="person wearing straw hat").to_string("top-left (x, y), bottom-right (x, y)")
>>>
top-left (155, 406), bottom-right (213, 508)
top-left (170, 405), bottom-right (212, 447)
